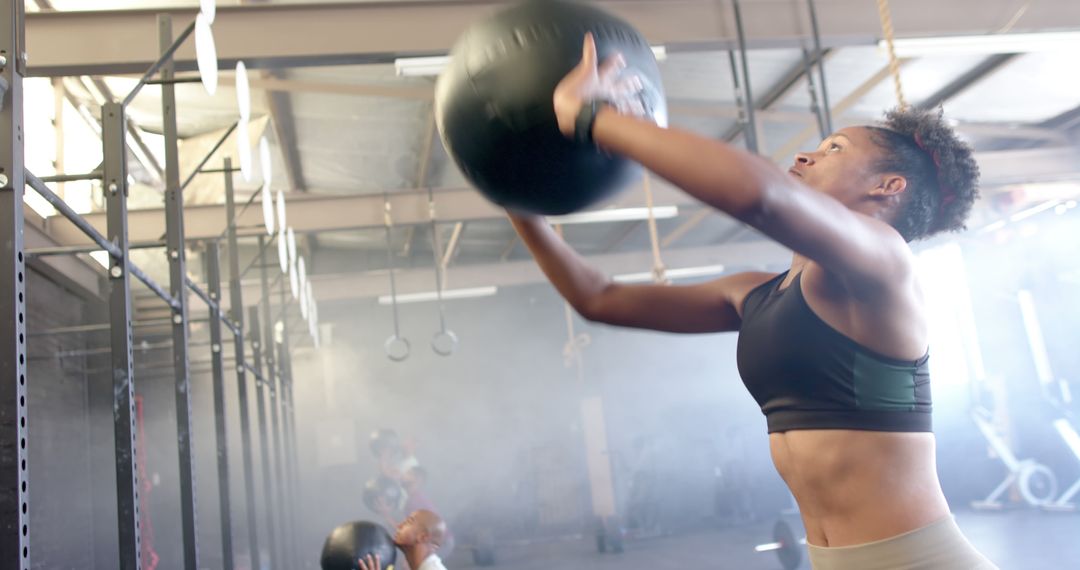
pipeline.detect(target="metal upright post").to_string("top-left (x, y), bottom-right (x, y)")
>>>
top-left (805, 0), bottom-right (833, 135)
top-left (284, 353), bottom-right (302, 561)
top-left (205, 242), bottom-right (234, 570)
top-left (102, 101), bottom-right (142, 570)
top-left (802, 48), bottom-right (830, 139)
top-left (259, 241), bottom-right (291, 566)
top-left (158, 14), bottom-right (199, 569)
top-left (224, 159), bottom-right (261, 570)
top-left (275, 283), bottom-right (300, 565)
top-left (247, 308), bottom-right (279, 569)
top-left (0, 1), bottom-right (30, 566)
top-left (731, 0), bottom-right (760, 154)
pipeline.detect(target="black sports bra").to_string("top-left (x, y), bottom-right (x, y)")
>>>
top-left (736, 272), bottom-right (932, 433)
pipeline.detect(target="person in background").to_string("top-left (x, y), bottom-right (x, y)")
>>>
top-left (358, 510), bottom-right (450, 570)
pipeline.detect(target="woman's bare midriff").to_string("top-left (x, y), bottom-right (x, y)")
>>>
top-left (770, 429), bottom-right (951, 547)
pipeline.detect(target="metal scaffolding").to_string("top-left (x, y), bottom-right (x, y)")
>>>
top-left (2, 2), bottom-right (309, 568)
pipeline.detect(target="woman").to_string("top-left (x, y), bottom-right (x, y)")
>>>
top-left (509, 35), bottom-right (996, 569)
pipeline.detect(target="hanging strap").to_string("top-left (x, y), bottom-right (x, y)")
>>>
top-left (555, 224), bottom-right (591, 381)
top-left (382, 195), bottom-right (410, 361)
top-left (643, 173), bottom-right (670, 284)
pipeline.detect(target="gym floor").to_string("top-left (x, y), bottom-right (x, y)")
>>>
top-left (441, 510), bottom-right (1080, 569)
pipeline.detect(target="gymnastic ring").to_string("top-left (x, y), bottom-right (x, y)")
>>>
top-left (431, 330), bottom-right (458, 356)
top-left (384, 335), bottom-right (411, 362)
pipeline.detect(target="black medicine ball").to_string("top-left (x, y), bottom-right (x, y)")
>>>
top-left (435, 0), bottom-right (667, 215)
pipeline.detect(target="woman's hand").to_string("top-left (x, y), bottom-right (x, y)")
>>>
top-left (553, 33), bottom-right (646, 139)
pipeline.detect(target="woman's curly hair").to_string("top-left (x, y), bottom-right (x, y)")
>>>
top-left (866, 107), bottom-right (980, 242)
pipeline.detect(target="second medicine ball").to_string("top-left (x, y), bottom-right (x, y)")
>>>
top-left (435, 0), bottom-right (667, 215)
top-left (320, 520), bottom-right (398, 570)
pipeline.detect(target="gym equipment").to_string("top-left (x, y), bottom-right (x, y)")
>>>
top-left (320, 521), bottom-right (398, 570)
top-left (381, 197), bottom-right (411, 361)
top-left (435, 0), bottom-right (667, 215)
top-left (1048, 418), bottom-right (1080, 510)
top-left (594, 516), bottom-right (624, 554)
top-left (425, 188), bottom-right (459, 356)
top-left (362, 476), bottom-right (406, 514)
top-left (754, 519), bottom-right (807, 570)
top-left (1013, 288), bottom-right (1080, 511)
top-left (470, 528), bottom-right (497, 567)
top-left (971, 409), bottom-right (1058, 508)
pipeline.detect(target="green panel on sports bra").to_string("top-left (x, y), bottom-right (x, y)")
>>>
top-left (852, 352), bottom-right (918, 411)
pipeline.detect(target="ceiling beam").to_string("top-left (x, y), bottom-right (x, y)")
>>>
top-left (63, 76), bottom-right (165, 186)
top-left (41, 181), bottom-right (687, 245)
top-left (38, 146), bottom-right (1080, 248)
top-left (660, 208), bottom-right (712, 249)
top-left (770, 60), bottom-right (909, 161)
top-left (917, 53), bottom-right (1018, 111)
top-left (25, 0), bottom-right (1080, 77)
top-left (176, 238), bottom-right (792, 322)
top-left (220, 74), bottom-right (822, 123)
top-left (1042, 104), bottom-right (1080, 133)
top-left (237, 0), bottom-right (307, 194)
top-left (602, 220), bottom-right (644, 253)
top-left (263, 82), bottom-right (306, 192)
top-left (23, 206), bottom-right (103, 300)
top-left (498, 235), bottom-right (518, 262)
top-left (720, 49), bottom-right (834, 143)
top-left (222, 75), bottom-right (435, 101)
top-left (275, 240), bottom-right (794, 305)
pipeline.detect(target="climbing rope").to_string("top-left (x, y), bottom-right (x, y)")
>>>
top-left (875, 0), bottom-right (908, 110)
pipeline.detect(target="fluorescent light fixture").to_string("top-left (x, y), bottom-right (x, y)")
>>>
top-left (614, 264), bottom-right (726, 284)
top-left (395, 56), bottom-right (452, 77)
top-left (1009, 200), bottom-right (1061, 223)
top-left (547, 206), bottom-right (678, 225)
top-left (882, 31), bottom-right (1080, 57)
top-left (378, 286), bottom-right (498, 305)
top-left (395, 46), bottom-right (668, 77)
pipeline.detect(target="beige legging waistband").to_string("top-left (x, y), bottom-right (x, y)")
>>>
top-left (807, 516), bottom-right (998, 570)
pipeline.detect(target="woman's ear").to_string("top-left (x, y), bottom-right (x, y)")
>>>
top-left (874, 174), bottom-right (908, 197)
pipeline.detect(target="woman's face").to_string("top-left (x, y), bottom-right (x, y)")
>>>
top-left (789, 126), bottom-right (895, 206)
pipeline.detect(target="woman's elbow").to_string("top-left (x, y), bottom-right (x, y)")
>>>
top-left (574, 285), bottom-right (619, 324)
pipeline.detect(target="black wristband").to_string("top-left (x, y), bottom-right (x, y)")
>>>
top-left (574, 100), bottom-right (611, 145)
